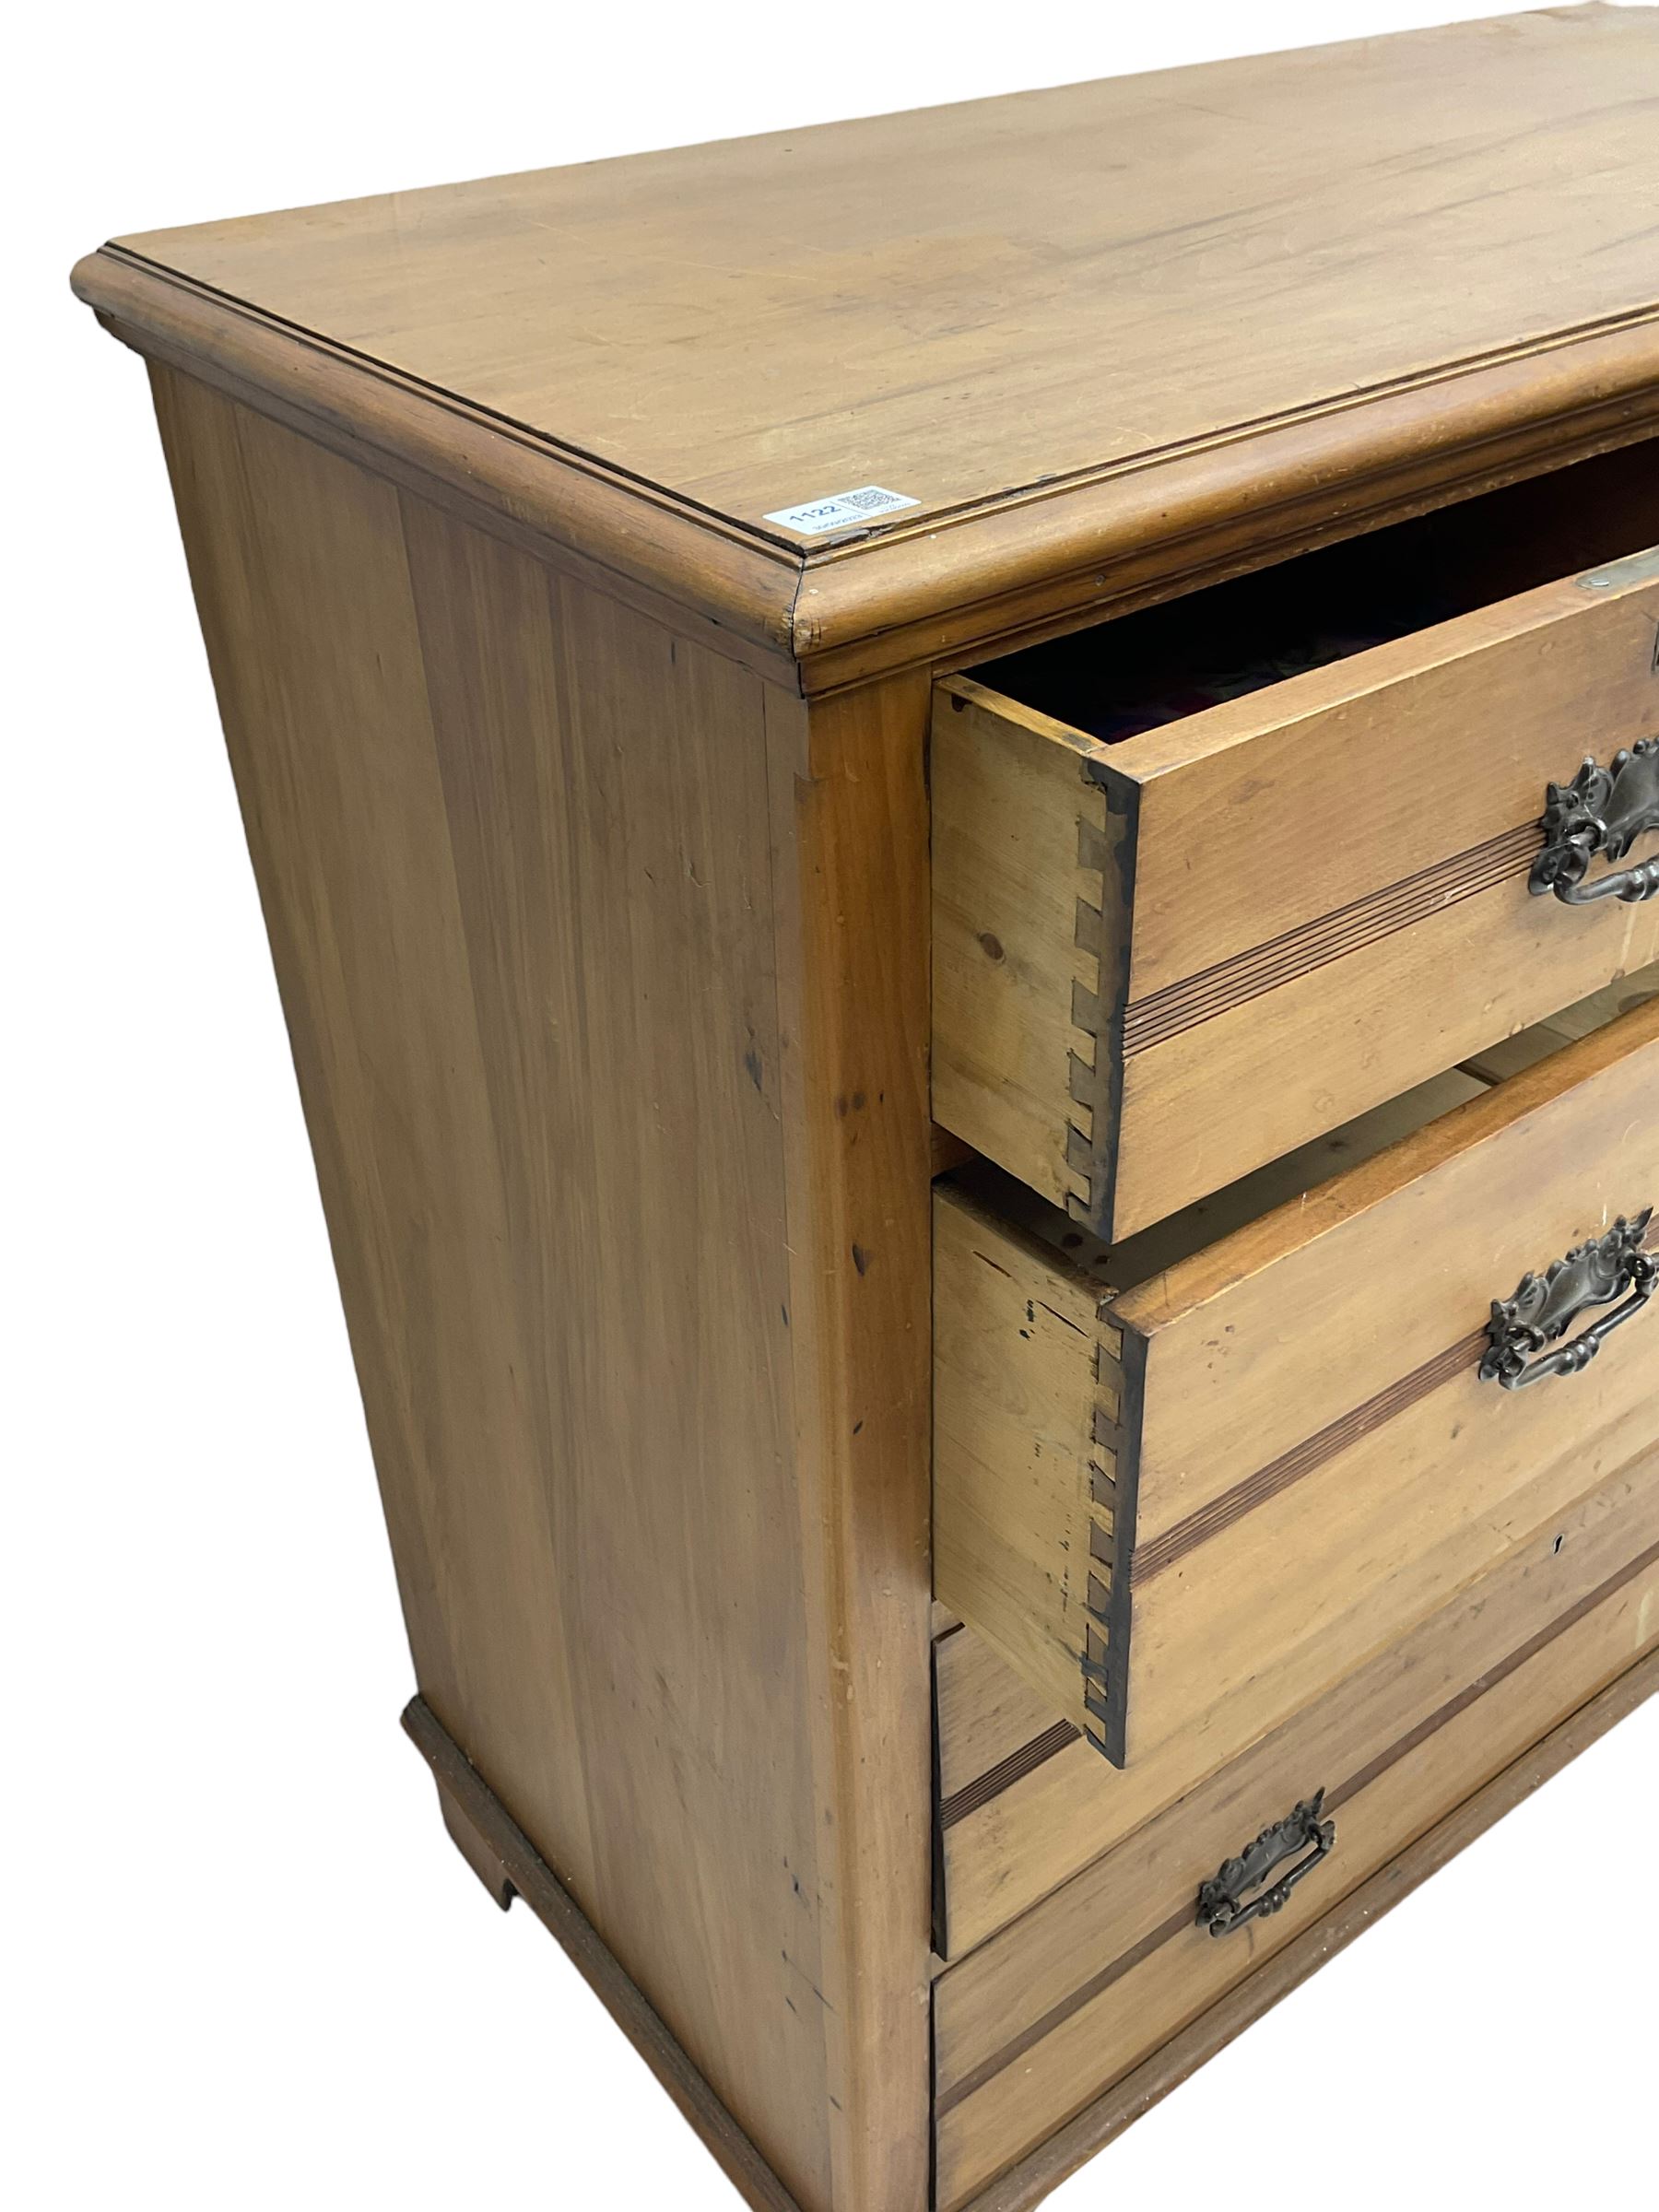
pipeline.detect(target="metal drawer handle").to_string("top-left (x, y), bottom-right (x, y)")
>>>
top-left (1530, 740), bottom-right (1659, 907)
top-left (1480, 1210), bottom-right (1655, 1392)
top-left (1195, 1791), bottom-right (1335, 1938)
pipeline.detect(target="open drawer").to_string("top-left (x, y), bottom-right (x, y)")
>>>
top-left (934, 970), bottom-right (1659, 1769)
top-left (933, 452), bottom-right (1659, 1240)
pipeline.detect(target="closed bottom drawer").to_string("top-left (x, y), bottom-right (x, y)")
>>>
top-left (935, 973), bottom-right (1659, 1776)
top-left (932, 1436), bottom-right (1659, 2207)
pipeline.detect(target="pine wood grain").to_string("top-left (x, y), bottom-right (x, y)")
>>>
top-left (1121, 999), bottom-right (1659, 1766)
top-left (941, 1512), bottom-right (1659, 2096)
top-left (147, 366), bottom-right (933, 2212)
top-left (1465, 967), bottom-right (1659, 1082)
top-left (406, 1699), bottom-right (805, 2212)
top-left (936, 991), bottom-right (1659, 1773)
top-left (1111, 870), bottom-right (1659, 1237)
top-left (944, 1632), bottom-right (1659, 2212)
top-left (107, 12), bottom-right (1659, 541)
top-left (933, 1182), bottom-right (1120, 1730)
top-left (765, 671), bottom-right (935, 2212)
top-left (75, 21), bottom-right (1659, 2200)
top-left (73, 12), bottom-right (1659, 679)
top-left (935, 1626), bottom-right (1062, 1819)
top-left (936, 1446), bottom-right (1659, 1958)
top-left (931, 690), bottom-right (1111, 1218)
top-left (934, 524), bottom-right (1659, 1238)
top-left (935, 1521), bottom-right (1659, 2206)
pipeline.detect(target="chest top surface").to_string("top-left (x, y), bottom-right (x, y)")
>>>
top-left (77, 6), bottom-right (1659, 675)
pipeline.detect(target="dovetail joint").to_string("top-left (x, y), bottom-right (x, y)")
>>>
top-left (1082, 1311), bottom-right (1123, 1734)
top-left (1066, 768), bottom-right (1121, 1233)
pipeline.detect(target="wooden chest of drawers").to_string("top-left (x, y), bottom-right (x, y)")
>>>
top-left (75, 11), bottom-right (1659, 2210)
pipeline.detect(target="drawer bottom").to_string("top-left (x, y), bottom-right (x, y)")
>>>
top-left (934, 1462), bottom-right (1659, 2209)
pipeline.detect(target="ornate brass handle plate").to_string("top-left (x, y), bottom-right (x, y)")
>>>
top-left (1195, 1791), bottom-right (1335, 1938)
top-left (1480, 1211), bottom-right (1655, 1391)
top-left (1530, 739), bottom-right (1659, 907)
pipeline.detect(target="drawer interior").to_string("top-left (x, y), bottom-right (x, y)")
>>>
top-left (971, 441), bottom-right (1659, 743)
top-left (933, 441), bottom-right (1659, 1247)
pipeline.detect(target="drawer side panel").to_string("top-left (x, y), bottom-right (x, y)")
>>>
top-left (932, 685), bottom-right (1130, 1226)
top-left (934, 1184), bottom-right (1118, 1734)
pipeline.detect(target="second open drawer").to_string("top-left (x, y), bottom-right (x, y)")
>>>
top-left (935, 973), bottom-right (1659, 1770)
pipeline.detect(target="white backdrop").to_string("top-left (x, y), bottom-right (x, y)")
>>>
top-left (8, 5), bottom-right (1655, 2207)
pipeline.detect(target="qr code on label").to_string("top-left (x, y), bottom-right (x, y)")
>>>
top-left (763, 485), bottom-right (921, 535)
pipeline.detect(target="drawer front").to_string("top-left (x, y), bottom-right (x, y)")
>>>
top-left (933, 547), bottom-right (1659, 1241)
top-left (935, 1450), bottom-right (1659, 1958)
top-left (934, 1470), bottom-right (1659, 2207)
top-left (935, 996), bottom-right (1659, 1773)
